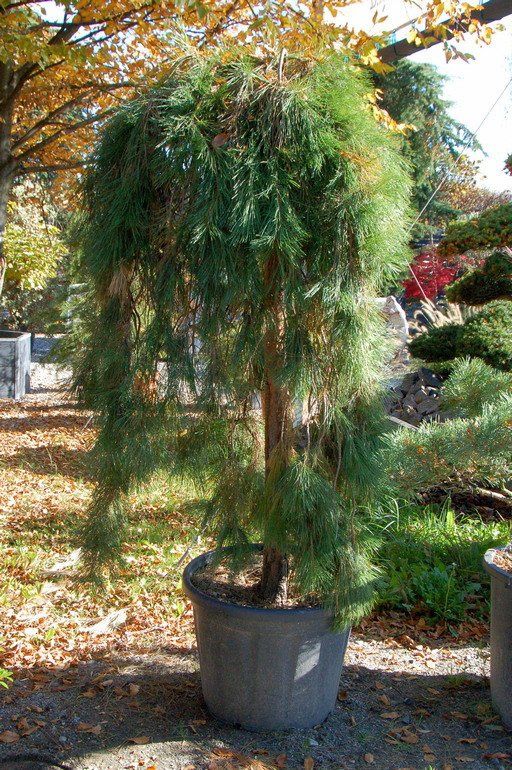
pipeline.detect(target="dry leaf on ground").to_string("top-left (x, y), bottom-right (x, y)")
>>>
top-left (77, 722), bottom-right (102, 735)
top-left (0, 731), bottom-right (20, 744)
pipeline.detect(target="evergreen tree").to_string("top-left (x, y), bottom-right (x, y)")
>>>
top-left (376, 60), bottom-right (478, 235)
top-left (76, 48), bottom-right (411, 625)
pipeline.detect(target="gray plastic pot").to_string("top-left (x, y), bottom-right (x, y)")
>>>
top-left (182, 549), bottom-right (350, 732)
top-left (483, 548), bottom-right (512, 730)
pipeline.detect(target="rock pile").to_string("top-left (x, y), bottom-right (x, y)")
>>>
top-left (386, 367), bottom-right (445, 426)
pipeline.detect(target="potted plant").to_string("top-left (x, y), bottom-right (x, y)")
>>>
top-left (76, 48), bottom-right (411, 731)
top-left (483, 548), bottom-right (512, 730)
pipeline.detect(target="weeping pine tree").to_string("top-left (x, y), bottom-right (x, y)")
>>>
top-left (77, 48), bottom-right (411, 624)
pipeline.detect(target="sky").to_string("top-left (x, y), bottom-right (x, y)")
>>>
top-left (412, 19), bottom-right (512, 193)
top-left (336, 2), bottom-right (512, 193)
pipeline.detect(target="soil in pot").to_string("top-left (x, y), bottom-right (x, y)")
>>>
top-left (191, 552), bottom-right (319, 609)
top-left (183, 549), bottom-right (350, 732)
top-left (490, 548), bottom-right (512, 573)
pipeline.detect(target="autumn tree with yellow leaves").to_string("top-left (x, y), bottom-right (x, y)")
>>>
top-left (0, 0), bottom-right (502, 297)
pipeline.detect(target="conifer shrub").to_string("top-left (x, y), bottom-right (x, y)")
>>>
top-left (446, 250), bottom-right (512, 305)
top-left (438, 203), bottom-right (512, 257)
top-left (457, 302), bottom-right (512, 371)
top-left (408, 323), bottom-right (461, 363)
top-left (441, 357), bottom-right (512, 417)
top-left (409, 301), bottom-right (512, 372)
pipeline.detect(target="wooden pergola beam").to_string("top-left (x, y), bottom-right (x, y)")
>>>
top-left (379, 0), bottom-right (512, 63)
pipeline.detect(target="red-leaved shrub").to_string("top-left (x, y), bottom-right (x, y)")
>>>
top-left (404, 248), bottom-right (461, 301)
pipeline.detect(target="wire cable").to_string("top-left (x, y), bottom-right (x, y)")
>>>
top-left (409, 72), bottom-right (512, 234)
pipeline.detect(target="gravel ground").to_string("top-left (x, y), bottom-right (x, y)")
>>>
top-left (1, 631), bottom-right (510, 770)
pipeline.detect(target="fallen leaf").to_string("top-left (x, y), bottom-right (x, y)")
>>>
top-left (400, 730), bottom-right (419, 745)
top-left (363, 753), bottom-right (374, 764)
top-left (380, 711), bottom-right (399, 719)
top-left (85, 608), bottom-right (128, 636)
top-left (129, 735), bottom-right (150, 745)
top-left (128, 683), bottom-right (140, 696)
top-left (458, 738), bottom-right (477, 744)
top-left (303, 758), bottom-right (314, 770)
top-left (0, 731), bottom-right (19, 744)
top-left (455, 757), bottom-right (474, 763)
top-left (483, 753), bottom-right (510, 760)
top-left (378, 694), bottom-right (391, 706)
top-left (82, 688), bottom-right (97, 698)
top-left (442, 765), bottom-right (453, 770)
top-left (276, 755), bottom-right (287, 768)
top-left (16, 718), bottom-right (39, 737)
top-left (374, 681), bottom-right (385, 690)
top-left (212, 133), bottom-right (229, 148)
top-left (77, 722), bottom-right (102, 735)
top-left (182, 765), bottom-right (196, 770)
top-left (450, 711), bottom-right (469, 720)
top-left (338, 690), bottom-right (348, 701)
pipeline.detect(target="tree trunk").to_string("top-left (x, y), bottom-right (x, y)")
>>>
top-left (259, 253), bottom-right (291, 603)
top-left (0, 61), bottom-right (16, 301)
top-left (0, 167), bottom-right (13, 300)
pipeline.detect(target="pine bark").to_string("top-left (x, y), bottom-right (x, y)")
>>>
top-left (259, 252), bottom-right (290, 603)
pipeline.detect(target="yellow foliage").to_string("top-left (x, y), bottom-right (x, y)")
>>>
top-left (0, 0), bottom-right (498, 213)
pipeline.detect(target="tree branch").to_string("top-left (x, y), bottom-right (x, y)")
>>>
top-left (18, 159), bottom-right (88, 174)
top-left (14, 107), bottom-right (116, 163)
top-left (12, 82), bottom-right (133, 150)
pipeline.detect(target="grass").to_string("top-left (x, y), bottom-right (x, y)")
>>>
top-left (370, 499), bottom-right (511, 623)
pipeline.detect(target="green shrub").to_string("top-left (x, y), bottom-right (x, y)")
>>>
top-left (438, 203), bottom-right (512, 257)
top-left (446, 251), bottom-right (512, 306)
top-left (458, 301), bottom-right (512, 371)
top-left (441, 357), bottom-right (512, 417)
top-left (408, 323), bottom-right (461, 363)
top-left (409, 302), bottom-right (512, 372)
top-left (385, 394), bottom-right (512, 493)
top-left (372, 501), bottom-right (510, 622)
top-left (411, 565), bottom-right (468, 622)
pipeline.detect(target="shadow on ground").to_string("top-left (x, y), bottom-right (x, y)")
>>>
top-left (0, 445), bottom-right (92, 481)
top-left (0, 412), bottom-right (87, 434)
top-left (1, 644), bottom-right (510, 770)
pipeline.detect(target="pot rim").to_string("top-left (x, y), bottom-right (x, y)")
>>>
top-left (182, 547), bottom-right (333, 623)
top-left (483, 547), bottom-right (512, 585)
